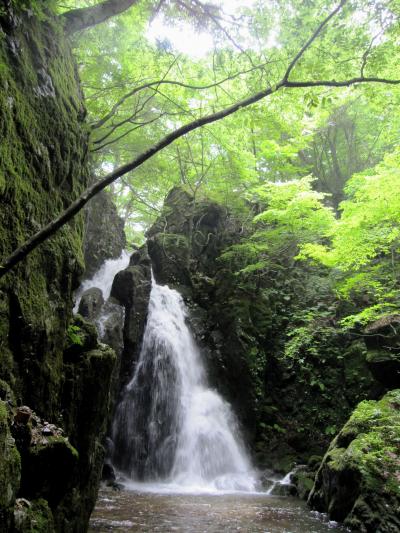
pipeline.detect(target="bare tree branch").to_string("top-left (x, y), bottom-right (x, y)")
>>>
top-left (283, 0), bottom-right (347, 82)
top-left (91, 61), bottom-right (272, 130)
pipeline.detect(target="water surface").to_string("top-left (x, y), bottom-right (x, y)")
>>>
top-left (89, 486), bottom-right (346, 533)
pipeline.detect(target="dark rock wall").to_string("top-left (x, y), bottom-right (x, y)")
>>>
top-left (0, 4), bottom-right (116, 531)
top-left (83, 190), bottom-right (126, 278)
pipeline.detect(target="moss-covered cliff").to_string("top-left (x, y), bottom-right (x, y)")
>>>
top-left (0, 3), bottom-right (117, 531)
top-left (309, 389), bottom-right (400, 532)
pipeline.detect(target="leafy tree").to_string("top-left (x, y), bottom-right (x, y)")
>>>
top-left (300, 148), bottom-right (400, 327)
top-left (1, 0), bottom-right (400, 277)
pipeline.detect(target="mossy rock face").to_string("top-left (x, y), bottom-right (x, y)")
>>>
top-left (0, 1), bottom-right (88, 418)
top-left (14, 498), bottom-right (55, 533)
top-left (0, 401), bottom-right (21, 532)
top-left (19, 436), bottom-right (79, 508)
top-left (63, 315), bottom-right (98, 361)
top-left (309, 389), bottom-right (400, 531)
top-left (148, 233), bottom-right (192, 288)
top-left (0, 4), bottom-right (118, 530)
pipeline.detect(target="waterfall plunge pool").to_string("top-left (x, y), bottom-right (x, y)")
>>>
top-left (89, 485), bottom-right (347, 532)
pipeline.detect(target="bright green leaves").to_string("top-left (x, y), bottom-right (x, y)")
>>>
top-left (253, 176), bottom-right (335, 241)
top-left (299, 149), bottom-right (400, 326)
top-left (219, 176), bottom-right (335, 276)
top-left (301, 149), bottom-right (400, 272)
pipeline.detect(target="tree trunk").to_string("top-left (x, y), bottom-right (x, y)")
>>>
top-left (61, 0), bottom-right (140, 35)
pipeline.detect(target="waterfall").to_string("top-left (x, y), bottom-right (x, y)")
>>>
top-left (111, 274), bottom-right (258, 493)
top-left (73, 250), bottom-right (130, 314)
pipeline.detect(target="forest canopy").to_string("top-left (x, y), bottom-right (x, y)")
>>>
top-left (3, 0), bottom-right (400, 328)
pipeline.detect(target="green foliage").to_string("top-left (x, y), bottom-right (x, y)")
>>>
top-left (219, 176), bottom-right (335, 277)
top-left (56, 0), bottom-right (400, 243)
top-left (300, 149), bottom-right (400, 327)
top-left (67, 325), bottom-right (83, 346)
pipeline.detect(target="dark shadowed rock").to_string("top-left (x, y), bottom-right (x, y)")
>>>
top-left (84, 191), bottom-right (126, 278)
top-left (78, 288), bottom-right (104, 320)
top-left (110, 246), bottom-right (152, 392)
top-left (364, 315), bottom-right (400, 388)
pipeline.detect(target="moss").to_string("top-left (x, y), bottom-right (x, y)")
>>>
top-left (14, 498), bottom-right (55, 533)
top-left (309, 390), bottom-right (400, 530)
top-left (0, 400), bottom-right (21, 530)
top-left (0, 2), bottom-right (88, 416)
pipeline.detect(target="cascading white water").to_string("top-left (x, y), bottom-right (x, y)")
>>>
top-left (73, 250), bottom-right (130, 314)
top-left (112, 275), bottom-right (258, 493)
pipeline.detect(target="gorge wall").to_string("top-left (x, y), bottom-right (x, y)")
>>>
top-left (0, 4), bottom-right (118, 531)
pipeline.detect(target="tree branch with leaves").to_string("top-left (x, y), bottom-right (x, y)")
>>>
top-left (1, 0), bottom-right (399, 278)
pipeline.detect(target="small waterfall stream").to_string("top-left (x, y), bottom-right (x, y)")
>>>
top-left (111, 274), bottom-right (258, 492)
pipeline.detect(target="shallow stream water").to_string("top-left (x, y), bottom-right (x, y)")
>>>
top-left (89, 486), bottom-right (346, 533)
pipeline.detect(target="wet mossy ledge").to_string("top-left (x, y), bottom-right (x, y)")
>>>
top-left (0, 3), bottom-right (117, 532)
top-left (309, 389), bottom-right (400, 532)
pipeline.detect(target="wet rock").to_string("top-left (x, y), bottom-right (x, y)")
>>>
top-left (111, 255), bottom-right (151, 390)
top-left (291, 465), bottom-right (316, 500)
top-left (100, 301), bottom-right (124, 356)
top-left (63, 315), bottom-right (98, 361)
top-left (148, 233), bottom-right (192, 288)
top-left (308, 389), bottom-right (400, 531)
top-left (14, 406), bottom-right (32, 425)
top-left (270, 482), bottom-right (297, 497)
top-left (102, 463), bottom-right (116, 483)
top-left (14, 497), bottom-right (54, 533)
top-left (60, 343), bottom-right (117, 529)
top-left (19, 435), bottom-right (78, 508)
top-left (78, 287), bottom-right (105, 320)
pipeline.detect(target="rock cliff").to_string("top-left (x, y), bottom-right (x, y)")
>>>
top-left (0, 4), bottom-right (117, 531)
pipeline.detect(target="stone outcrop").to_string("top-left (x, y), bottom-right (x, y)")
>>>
top-left (309, 389), bottom-right (400, 532)
top-left (111, 246), bottom-right (152, 393)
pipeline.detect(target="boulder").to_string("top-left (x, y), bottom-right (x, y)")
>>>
top-left (14, 498), bottom-right (55, 533)
top-left (111, 256), bottom-right (151, 390)
top-left (308, 389), bottom-right (400, 532)
top-left (63, 315), bottom-right (98, 361)
top-left (18, 436), bottom-right (79, 508)
top-left (78, 288), bottom-right (104, 320)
